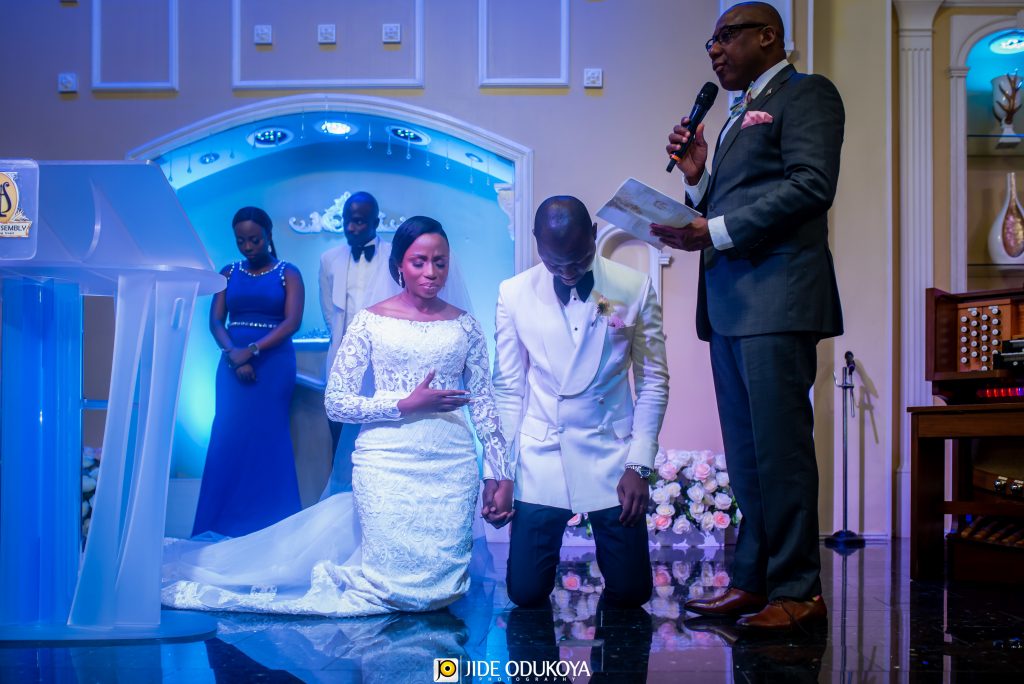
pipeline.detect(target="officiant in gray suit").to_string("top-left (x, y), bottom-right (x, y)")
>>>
top-left (652, 1), bottom-right (844, 632)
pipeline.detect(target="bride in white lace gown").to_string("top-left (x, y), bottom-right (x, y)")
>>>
top-left (162, 217), bottom-right (515, 617)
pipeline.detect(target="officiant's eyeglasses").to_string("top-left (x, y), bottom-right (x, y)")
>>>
top-left (705, 23), bottom-right (767, 52)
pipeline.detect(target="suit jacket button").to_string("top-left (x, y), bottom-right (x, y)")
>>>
top-left (597, 425), bottom-right (605, 434)
top-left (557, 425), bottom-right (565, 434)
top-left (557, 396), bottom-right (564, 402)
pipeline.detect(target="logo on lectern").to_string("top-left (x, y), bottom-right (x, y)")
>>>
top-left (0, 171), bottom-right (32, 238)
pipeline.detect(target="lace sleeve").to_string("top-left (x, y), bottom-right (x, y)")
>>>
top-left (461, 315), bottom-right (515, 481)
top-left (325, 311), bottom-right (402, 423)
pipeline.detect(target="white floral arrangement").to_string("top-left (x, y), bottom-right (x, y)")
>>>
top-left (647, 449), bottom-right (741, 541)
top-left (82, 446), bottom-right (101, 540)
top-left (543, 554), bottom-right (733, 651)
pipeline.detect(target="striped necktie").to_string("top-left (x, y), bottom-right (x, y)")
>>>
top-left (729, 86), bottom-right (753, 119)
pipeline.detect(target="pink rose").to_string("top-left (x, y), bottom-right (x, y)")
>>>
top-left (654, 514), bottom-right (673, 531)
top-left (657, 463), bottom-right (679, 481)
top-left (561, 572), bottom-right (582, 591)
top-left (713, 571), bottom-right (730, 588)
top-left (608, 314), bottom-right (626, 329)
top-left (567, 513), bottom-right (583, 527)
top-left (653, 567), bottom-right (673, 587)
top-left (713, 511), bottom-right (731, 529)
top-left (693, 462), bottom-right (713, 481)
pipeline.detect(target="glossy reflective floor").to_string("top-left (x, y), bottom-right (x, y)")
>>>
top-left (3, 541), bottom-right (1023, 682)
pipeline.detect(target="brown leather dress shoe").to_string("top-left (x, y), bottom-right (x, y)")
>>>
top-left (735, 595), bottom-right (828, 631)
top-left (684, 587), bottom-right (768, 617)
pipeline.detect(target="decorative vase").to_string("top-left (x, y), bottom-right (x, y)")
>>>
top-left (987, 172), bottom-right (1024, 264)
top-left (992, 71), bottom-right (1023, 148)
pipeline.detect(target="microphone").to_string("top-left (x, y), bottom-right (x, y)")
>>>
top-left (844, 351), bottom-right (856, 375)
top-left (666, 81), bottom-right (719, 173)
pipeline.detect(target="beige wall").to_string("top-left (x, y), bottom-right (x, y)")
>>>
top-left (813, 0), bottom-right (895, 538)
top-left (2, 0), bottom-right (898, 536)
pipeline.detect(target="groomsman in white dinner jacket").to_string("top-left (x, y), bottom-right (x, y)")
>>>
top-left (488, 195), bottom-right (669, 608)
top-left (318, 191), bottom-right (396, 496)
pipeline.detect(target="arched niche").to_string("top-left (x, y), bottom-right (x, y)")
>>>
top-left (949, 13), bottom-right (1024, 292)
top-left (596, 226), bottom-right (671, 302)
top-left (127, 94), bottom-right (534, 485)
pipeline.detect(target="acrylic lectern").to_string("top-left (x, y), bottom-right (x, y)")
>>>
top-left (0, 161), bottom-right (224, 642)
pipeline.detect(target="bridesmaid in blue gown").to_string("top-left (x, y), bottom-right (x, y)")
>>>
top-left (192, 206), bottom-right (305, 537)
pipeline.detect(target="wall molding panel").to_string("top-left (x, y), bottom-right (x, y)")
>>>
top-left (91, 0), bottom-right (179, 91)
top-left (478, 0), bottom-right (569, 87)
top-left (231, 0), bottom-right (424, 89)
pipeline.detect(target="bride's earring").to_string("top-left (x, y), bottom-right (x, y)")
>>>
top-left (398, 271), bottom-right (405, 288)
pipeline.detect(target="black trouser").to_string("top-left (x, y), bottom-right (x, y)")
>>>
top-left (507, 500), bottom-right (653, 608)
top-left (709, 331), bottom-right (822, 601)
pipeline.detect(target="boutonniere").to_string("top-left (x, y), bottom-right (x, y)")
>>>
top-left (594, 295), bottom-right (626, 329)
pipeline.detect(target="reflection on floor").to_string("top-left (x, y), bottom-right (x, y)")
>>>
top-left (2, 541), bottom-right (1023, 682)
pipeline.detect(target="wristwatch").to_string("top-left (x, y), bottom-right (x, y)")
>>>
top-left (625, 464), bottom-right (652, 480)
top-left (248, 342), bottom-right (260, 356)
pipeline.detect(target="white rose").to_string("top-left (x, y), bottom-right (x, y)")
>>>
top-left (701, 512), bottom-right (716, 532)
top-left (735, 509), bottom-right (743, 523)
top-left (589, 561), bottom-right (602, 578)
top-left (656, 504), bottom-right (675, 517)
top-left (715, 471), bottom-right (730, 487)
top-left (714, 493), bottom-right (733, 510)
top-left (670, 450), bottom-right (691, 468)
top-left (651, 487), bottom-right (670, 505)
top-left (672, 517), bottom-right (691, 535)
top-left (702, 479), bottom-right (718, 494)
top-left (665, 482), bottom-right (682, 498)
top-left (654, 451), bottom-right (667, 468)
top-left (646, 514), bottom-right (656, 531)
top-left (682, 466), bottom-right (695, 481)
top-left (687, 484), bottom-right (705, 503)
top-left (714, 452), bottom-right (728, 470)
top-left (672, 561), bottom-right (691, 582)
top-left (689, 502), bottom-right (706, 518)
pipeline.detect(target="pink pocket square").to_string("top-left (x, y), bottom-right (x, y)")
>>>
top-left (741, 110), bottom-right (773, 129)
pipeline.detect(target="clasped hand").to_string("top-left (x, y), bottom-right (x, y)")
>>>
top-left (481, 479), bottom-right (515, 528)
top-left (397, 370), bottom-right (471, 415)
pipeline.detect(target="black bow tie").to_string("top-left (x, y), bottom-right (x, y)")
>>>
top-left (352, 244), bottom-right (375, 263)
top-left (553, 270), bottom-right (594, 306)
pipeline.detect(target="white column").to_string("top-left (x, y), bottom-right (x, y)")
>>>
top-left (893, 0), bottom-right (942, 539)
top-left (948, 65), bottom-right (969, 294)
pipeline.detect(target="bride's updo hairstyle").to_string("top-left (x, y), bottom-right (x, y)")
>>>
top-left (388, 216), bottom-right (449, 285)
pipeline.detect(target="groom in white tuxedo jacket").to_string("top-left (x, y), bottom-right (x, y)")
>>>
top-left (489, 196), bottom-right (669, 608)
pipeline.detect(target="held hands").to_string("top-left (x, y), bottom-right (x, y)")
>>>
top-left (650, 217), bottom-right (713, 252)
top-left (667, 117), bottom-right (708, 185)
top-left (234, 363), bottom-right (256, 383)
top-left (227, 347), bottom-right (253, 368)
top-left (397, 370), bottom-right (471, 416)
top-left (481, 479), bottom-right (515, 528)
top-left (617, 468), bottom-right (650, 527)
